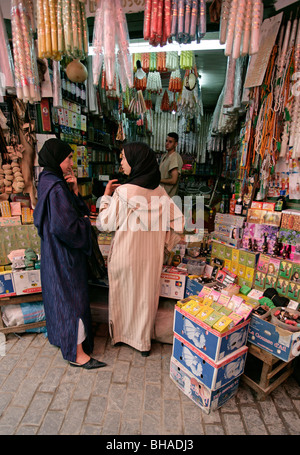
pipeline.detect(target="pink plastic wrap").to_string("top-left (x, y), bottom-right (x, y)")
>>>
top-left (103, 2), bottom-right (116, 89)
top-left (0, 6), bottom-right (14, 90)
top-left (92, 1), bottom-right (104, 86)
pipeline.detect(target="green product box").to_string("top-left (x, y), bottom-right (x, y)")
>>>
top-left (203, 311), bottom-right (223, 327)
top-left (218, 244), bottom-right (226, 259)
top-left (225, 246), bottom-right (232, 260)
top-left (238, 250), bottom-right (248, 266)
top-left (211, 242), bottom-right (220, 258)
top-left (246, 252), bottom-right (257, 268)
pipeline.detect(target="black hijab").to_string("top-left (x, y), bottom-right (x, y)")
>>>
top-left (38, 138), bottom-right (73, 179)
top-left (123, 142), bottom-right (161, 190)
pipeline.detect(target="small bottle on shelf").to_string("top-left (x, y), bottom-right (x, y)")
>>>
top-left (229, 194), bottom-right (236, 214)
top-left (234, 195), bottom-right (243, 215)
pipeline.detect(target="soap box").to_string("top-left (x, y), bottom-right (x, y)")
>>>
top-left (172, 332), bottom-right (248, 390)
top-left (0, 272), bottom-right (16, 298)
top-left (248, 314), bottom-right (300, 362)
top-left (13, 270), bottom-right (42, 295)
top-left (170, 356), bottom-right (241, 414)
top-left (173, 305), bottom-right (249, 362)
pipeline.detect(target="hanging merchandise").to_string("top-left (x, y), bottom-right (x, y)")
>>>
top-left (128, 90), bottom-right (147, 115)
top-left (92, 0), bottom-right (133, 90)
top-left (180, 51), bottom-right (195, 69)
top-left (37, 0), bottom-right (88, 61)
top-left (149, 52), bottom-right (158, 71)
top-left (220, 0), bottom-right (263, 59)
top-left (170, 0), bottom-right (206, 43)
top-left (157, 52), bottom-right (167, 72)
top-left (141, 53), bottom-right (150, 72)
top-left (146, 71), bottom-right (162, 93)
top-left (144, 0), bottom-right (172, 47)
top-left (0, 6), bottom-right (15, 96)
top-left (52, 61), bottom-right (63, 108)
top-left (134, 60), bottom-right (147, 91)
top-left (11, 0), bottom-right (41, 104)
top-left (168, 69), bottom-right (182, 92)
top-left (161, 90), bottom-right (170, 111)
top-left (166, 51), bottom-right (179, 71)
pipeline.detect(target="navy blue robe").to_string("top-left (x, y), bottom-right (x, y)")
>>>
top-left (33, 171), bottom-right (93, 362)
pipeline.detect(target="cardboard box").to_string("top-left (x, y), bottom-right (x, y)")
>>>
top-left (248, 314), bottom-right (300, 362)
top-left (172, 332), bottom-right (248, 390)
top-left (184, 277), bottom-right (204, 298)
top-left (170, 356), bottom-right (241, 414)
top-left (13, 270), bottom-right (42, 295)
top-left (0, 272), bottom-right (16, 298)
top-left (160, 267), bottom-right (187, 300)
top-left (173, 305), bottom-right (249, 362)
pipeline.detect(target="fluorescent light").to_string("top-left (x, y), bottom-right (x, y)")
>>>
top-left (128, 39), bottom-right (226, 54)
top-left (88, 39), bottom-right (225, 56)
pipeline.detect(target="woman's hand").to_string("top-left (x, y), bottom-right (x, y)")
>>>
top-left (64, 170), bottom-right (79, 196)
top-left (104, 179), bottom-right (121, 196)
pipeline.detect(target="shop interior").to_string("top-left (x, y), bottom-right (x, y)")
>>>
top-left (0, 0), bottom-right (300, 412)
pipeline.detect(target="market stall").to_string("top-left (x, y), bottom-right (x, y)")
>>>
top-left (0, 0), bottom-right (299, 413)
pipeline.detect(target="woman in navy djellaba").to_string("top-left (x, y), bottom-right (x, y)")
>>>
top-left (33, 138), bottom-right (106, 369)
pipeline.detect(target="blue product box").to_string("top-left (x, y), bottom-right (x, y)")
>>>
top-left (184, 277), bottom-right (204, 298)
top-left (248, 314), bottom-right (300, 362)
top-left (172, 332), bottom-right (248, 390)
top-left (173, 306), bottom-right (250, 362)
top-left (170, 356), bottom-right (240, 414)
top-left (0, 272), bottom-right (16, 298)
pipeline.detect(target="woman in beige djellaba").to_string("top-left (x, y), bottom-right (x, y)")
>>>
top-left (98, 142), bottom-right (185, 356)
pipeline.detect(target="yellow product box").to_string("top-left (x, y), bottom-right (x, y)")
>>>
top-left (224, 259), bottom-right (232, 270)
top-left (245, 267), bottom-right (255, 282)
top-left (232, 249), bottom-right (239, 263)
top-left (213, 315), bottom-right (234, 333)
top-left (231, 262), bottom-right (239, 275)
top-left (196, 306), bottom-right (215, 321)
top-left (238, 264), bottom-right (246, 278)
top-left (202, 295), bottom-right (214, 306)
top-left (177, 295), bottom-right (203, 309)
top-left (21, 208), bottom-right (33, 224)
top-left (186, 302), bottom-right (205, 316)
top-left (0, 201), bottom-right (11, 217)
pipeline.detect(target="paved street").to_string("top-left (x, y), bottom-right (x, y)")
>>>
top-left (0, 322), bottom-right (300, 436)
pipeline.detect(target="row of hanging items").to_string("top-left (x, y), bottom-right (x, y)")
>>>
top-left (36, 0), bottom-right (88, 61)
top-left (92, 0), bottom-right (133, 91)
top-left (276, 12), bottom-right (300, 161)
top-left (146, 72), bottom-right (163, 93)
top-left (0, 5), bottom-right (15, 99)
top-left (149, 111), bottom-right (179, 152)
top-left (220, 0), bottom-right (263, 59)
top-left (11, 0), bottom-right (40, 104)
top-left (143, 0), bottom-right (206, 46)
top-left (180, 51), bottom-right (195, 69)
top-left (168, 69), bottom-right (182, 92)
top-left (133, 52), bottom-right (179, 72)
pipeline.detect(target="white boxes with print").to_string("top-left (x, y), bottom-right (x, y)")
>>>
top-left (172, 332), bottom-right (248, 390)
top-left (173, 305), bottom-right (250, 362)
top-left (170, 356), bottom-right (241, 414)
top-left (13, 270), bottom-right (42, 295)
top-left (160, 268), bottom-right (187, 300)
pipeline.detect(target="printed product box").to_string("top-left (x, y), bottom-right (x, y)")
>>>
top-left (242, 223), bottom-right (279, 255)
top-left (0, 216), bottom-right (21, 227)
top-left (184, 277), bottom-right (204, 298)
top-left (170, 356), bottom-right (241, 414)
top-left (173, 305), bottom-right (250, 362)
top-left (13, 270), bottom-right (42, 295)
top-left (160, 268), bottom-right (187, 300)
top-left (0, 272), bottom-right (16, 297)
top-left (172, 332), bottom-right (248, 390)
top-left (248, 314), bottom-right (300, 362)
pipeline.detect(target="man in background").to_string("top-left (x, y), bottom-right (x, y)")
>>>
top-left (159, 132), bottom-right (183, 198)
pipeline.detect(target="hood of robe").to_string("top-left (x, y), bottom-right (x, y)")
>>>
top-left (116, 184), bottom-right (185, 233)
top-left (33, 171), bottom-right (65, 238)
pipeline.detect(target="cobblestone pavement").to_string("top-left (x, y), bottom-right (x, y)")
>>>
top-left (0, 323), bottom-right (300, 436)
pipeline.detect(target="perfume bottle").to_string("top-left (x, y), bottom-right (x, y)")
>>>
top-left (248, 238), bottom-right (253, 251)
top-left (253, 239), bottom-right (258, 252)
top-left (272, 238), bottom-right (280, 257)
top-left (262, 234), bottom-right (268, 254)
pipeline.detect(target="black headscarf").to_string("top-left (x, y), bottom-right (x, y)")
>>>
top-left (123, 142), bottom-right (161, 190)
top-left (38, 138), bottom-right (73, 179)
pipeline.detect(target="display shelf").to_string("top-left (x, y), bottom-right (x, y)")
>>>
top-left (0, 293), bottom-right (45, 336)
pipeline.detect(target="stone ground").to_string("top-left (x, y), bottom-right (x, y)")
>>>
top-left (0, 322), bottom-right (300, 436)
